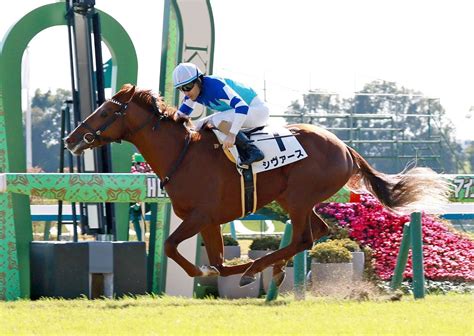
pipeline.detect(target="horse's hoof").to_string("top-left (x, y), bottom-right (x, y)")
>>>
top-left (273, 271), bottom-right (286, 287)
top-left (239, 275), bottom-right (257, 287)
top-left (199, 265), bottom-right (220, 277)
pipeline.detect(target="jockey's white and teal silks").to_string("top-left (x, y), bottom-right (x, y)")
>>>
top-left (198, 96), bottom-right (269, 135)
top-left (178, 76), bottom-right (257, 115)
top-left (178, 75), bottom-right (267, 134)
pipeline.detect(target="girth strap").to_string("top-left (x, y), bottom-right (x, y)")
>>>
top-left (241, 166), bottom-right (257, 216)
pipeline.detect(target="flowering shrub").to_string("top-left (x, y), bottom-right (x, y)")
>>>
top-left (131, 161), bottom-right (154, 173)
top-left (224, 257), bottom-right (253, 266)
top-left (223, 235), bottom-right (239, 246)
top-left (309, 240), bottom-right (353, 263)
top-left (249, 236), bottom-right (281, 251)
top-left (315, 194), bottom-right (474, 282)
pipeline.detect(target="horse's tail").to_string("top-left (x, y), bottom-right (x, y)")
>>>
top-left (346, 146), bottom-right (451, 214)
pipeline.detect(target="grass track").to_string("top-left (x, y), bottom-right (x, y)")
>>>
top-left (1, 294), bottom-right (472, 335)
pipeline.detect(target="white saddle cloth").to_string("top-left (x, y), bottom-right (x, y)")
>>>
top-left (213, 125), bottom-right (308, 173)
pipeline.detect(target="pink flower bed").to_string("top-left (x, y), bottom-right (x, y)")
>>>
top-left (315, 195), bottom-right (474, 282)
top-left (131, 161), bottom-right (154, 173)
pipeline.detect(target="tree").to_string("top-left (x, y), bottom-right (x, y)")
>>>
top-left (29, 88), bottom-right (71, 172)
top-left (462, 141), bottom-right (474, 172)
top-left (284, 80), bottom-right (465, 173)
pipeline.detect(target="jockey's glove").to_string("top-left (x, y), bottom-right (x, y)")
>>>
top-left (176, 111), bottom-right (190, 120)
top-left (193, 119), bottom-right (205, 131)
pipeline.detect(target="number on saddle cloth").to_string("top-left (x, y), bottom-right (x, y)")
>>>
top-left (212, 124), bottom-right (308, 174)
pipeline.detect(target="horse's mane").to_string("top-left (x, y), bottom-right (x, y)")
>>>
top-left (114, 85), bottom-right (176, 117)
top-left (114, 84), bottom-right (200, 140)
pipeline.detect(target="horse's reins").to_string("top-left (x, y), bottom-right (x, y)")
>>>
top-left (77, 94), bottom-right (191, 190)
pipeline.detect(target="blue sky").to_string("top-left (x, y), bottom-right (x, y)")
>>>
top-left (1, 0), bottom-right (473, 140)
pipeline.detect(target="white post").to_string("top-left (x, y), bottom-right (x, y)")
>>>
top-left (165, 208), bottom-right (198, 297)
top-left (0, 174), bottom-right (6, 193)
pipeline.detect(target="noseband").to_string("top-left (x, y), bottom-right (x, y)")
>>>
top-left (79, 96), bottom-right (164, 145)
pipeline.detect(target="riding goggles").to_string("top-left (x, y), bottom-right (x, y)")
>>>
top-left (178, 80), bottom-right (196, 92)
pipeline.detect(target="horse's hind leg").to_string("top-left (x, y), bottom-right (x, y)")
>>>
top-left (310, 209), bottom-right (329, 242)
top-left (200, 225), bottom-right (253, 276)
top-left (272, 258), bottom-right (288, 287)
top-left (271, 210), bottom-right (327, 287)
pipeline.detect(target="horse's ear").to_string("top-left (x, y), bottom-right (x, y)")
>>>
top-left (120, 84), bottom-right (136, 103)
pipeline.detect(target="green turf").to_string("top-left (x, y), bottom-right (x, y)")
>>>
top-left (1, 294), bottom-right (472, 335)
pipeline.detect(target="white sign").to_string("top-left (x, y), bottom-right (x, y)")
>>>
top-left (176, 0), bottom-right (214, 119)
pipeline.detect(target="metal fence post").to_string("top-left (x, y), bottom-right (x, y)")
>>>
top-left (293, 249), bottom-right (306, 300)
top-left (390, 222), bottom-right (412, 290)
top-left (229, 221), bottom-right (237, 240)
top-left (266, 221), bottom-right (292, 302)
top-left (410, 212), bottom-right (425, 299)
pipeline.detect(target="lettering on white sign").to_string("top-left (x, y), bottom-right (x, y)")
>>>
top-left (146, 177), bottom-right (167, 198)
top-left (452, 177), bottom-right (474, 199)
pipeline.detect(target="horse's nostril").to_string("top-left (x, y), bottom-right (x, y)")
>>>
top-left (64, 137), bottom-right (73, 144)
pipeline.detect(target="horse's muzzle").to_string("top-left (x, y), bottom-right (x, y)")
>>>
top-left (63, 136), bottom-right (88, 156)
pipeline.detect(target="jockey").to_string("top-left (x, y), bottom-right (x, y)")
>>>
top-left (172, 62), bottom-right (269, 166)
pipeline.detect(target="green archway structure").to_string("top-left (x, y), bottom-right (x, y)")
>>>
top-left (0, 2), bottom-right (138, 299)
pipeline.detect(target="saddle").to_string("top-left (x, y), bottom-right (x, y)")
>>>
top-left (212, 125), bottom-right (308, 217)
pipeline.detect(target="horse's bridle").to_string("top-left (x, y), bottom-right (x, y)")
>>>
top-left (78, 96), bottom-right (164, 145)
top-left (75, 94), bottom-right (188, 189)
top-left (79, 98), bottom-right (129, 145)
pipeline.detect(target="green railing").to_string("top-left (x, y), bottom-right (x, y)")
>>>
top-left (1, 173), bottom-right (472, 301)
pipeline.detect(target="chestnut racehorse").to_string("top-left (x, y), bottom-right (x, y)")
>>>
top-left (65, 84), bottom-right (450, 287)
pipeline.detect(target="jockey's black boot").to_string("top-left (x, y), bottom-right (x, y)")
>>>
top-left (234, 131), bottom-right (264, 166)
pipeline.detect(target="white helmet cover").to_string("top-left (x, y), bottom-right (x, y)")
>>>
top-left (173, 63), bottom-right (203, 88)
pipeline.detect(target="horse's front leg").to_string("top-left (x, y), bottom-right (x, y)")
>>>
top-left (240, 210), bottom-right (313, 287)
top-left (164, 212), bottom-right (212, 277)
top-left (200, 225), bottom-right (253, 277)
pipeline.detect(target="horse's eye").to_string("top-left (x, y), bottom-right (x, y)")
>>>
top-left (100, 110), bottom-right (108, 118)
